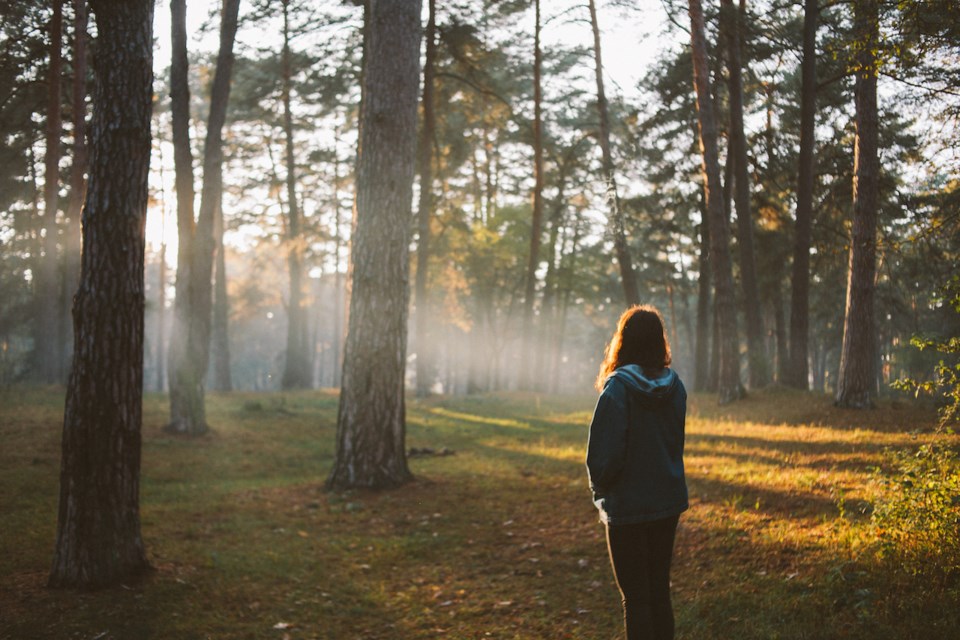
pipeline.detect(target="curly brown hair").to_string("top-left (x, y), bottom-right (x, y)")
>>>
top-left (595, 305), bottom-right (672, 391)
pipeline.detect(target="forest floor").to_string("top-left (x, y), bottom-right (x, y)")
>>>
top-left (0, 386), bottom-right (957, 639)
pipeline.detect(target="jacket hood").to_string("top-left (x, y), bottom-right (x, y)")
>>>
top-left (609, 364), bottom-right (679, 400)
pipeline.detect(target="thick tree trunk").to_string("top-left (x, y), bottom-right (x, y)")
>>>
top-left (36, 0), bottom-right (64, 383)
top-left (836, 0), bottom-right (879, 408)
top-left (280, 0), bottom-right (312, 389)
top-left (63, 0), bottom-right (88, 377)
top-left (688, 0), bottom-right (743, 403)
top-left (414, 0), bottom-right (437, 398)
top-left (49, 0), bottom-right (153, 589)
top-left (327, 0), bottom-right (421, 490)
top-left (520, 0), bottom-right (545, 390)
top-left (589, 0), bottom-right (639, 307)
top-left (786, 0), bottom-right (818, 390)
top-left (167, 0), bottom-right (241, 432)
top-left (722, 0), bottom-right (768, 388)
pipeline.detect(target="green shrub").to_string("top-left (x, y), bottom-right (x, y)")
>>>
top-left (871, 444), bottom-right (960, 581)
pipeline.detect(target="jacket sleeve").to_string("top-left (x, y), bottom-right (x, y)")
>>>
top-left (586, 378), bottom-right (629, 494)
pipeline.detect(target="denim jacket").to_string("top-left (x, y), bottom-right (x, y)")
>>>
top-left (586, 364), bottom-right (688, 525)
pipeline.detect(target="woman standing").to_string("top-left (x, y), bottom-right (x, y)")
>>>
top-left (586, 305), bottom-right (688, 639)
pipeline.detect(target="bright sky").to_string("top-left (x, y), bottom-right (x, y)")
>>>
top-left (145, 1), bottom-right (679, 254)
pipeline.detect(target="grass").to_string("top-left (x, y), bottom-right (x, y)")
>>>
top-left (0, 386), bottom-right (957, 639)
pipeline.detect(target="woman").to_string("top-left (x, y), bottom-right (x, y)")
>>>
top-left (586, 305), bottom-right (688, 640)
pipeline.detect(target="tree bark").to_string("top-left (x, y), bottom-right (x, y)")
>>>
top-left (166, 0), bottom-right (199, 426)
top-left (210, 200), bottom-right (232, 390)
top-left (157, 240), bottom-right (167, 392)
top-left (167, 0), bottom-right (241, 432)
top-left (786, 0), bottom-right (818, 390)
top-left (836, 0), bottom-right (879, 408)
top-left (49, 0), bottom-right (153, 588)
top-left (722, 0), bottom-right (768, 388)
top-left (36, 0), bottom-right (64, 383)
top-left (332, 121), bottom-right (345, 389)
top-left (280, 0), bottom-right (312, 389)
top-left (327, 0), bottom-right (421, 490)
top-left (63, 0), bottom-right (88, 378)
top-left (694, 189), bottom-right (711, 391)
top-left (414, 0), bottom-right (437, 398)
top-left (520, 0), bottom-right (545, 390)
top-left (688, 0), bottom-right (743, 403)
top-left (589, 0), bottom-right (639, 307)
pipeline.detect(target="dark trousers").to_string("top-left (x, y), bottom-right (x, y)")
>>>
top-left (605, 515), bottom-right (680, 640)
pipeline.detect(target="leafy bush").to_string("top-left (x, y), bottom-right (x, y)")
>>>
top-left (871, 444), bottom-right (960, 581)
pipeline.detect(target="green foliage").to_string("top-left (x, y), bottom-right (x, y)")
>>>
top-left (871, 444), bottom-right (960, 581)
top-left (891, 277), bottom-right (960, 432)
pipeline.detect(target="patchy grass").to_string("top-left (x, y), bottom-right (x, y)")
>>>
top-left (0, 386), bottom-right (957, 639)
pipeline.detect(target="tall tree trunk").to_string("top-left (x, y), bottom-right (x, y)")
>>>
top-left (63, 0), bottom-right (88, 378)
top-left (166, 0), bottom-right (241, 432)
top-left (332, 121), bottom-right (345, 389)
top-left (836, 0), bottom-right (879, 408)
top-left (166, 0), bottom-right (198, 427)
top-left (414, 0), bottom-right (437, 398)
top-left (694, 191), bottom-right (711, 391)
top-left (520, 0), bottom-right (545, 390)
top-left (688, 0), bottom-right (743, 403)
top-left (280, 0), bottom-right (311, 389)
top-left (552, 208), bottom-right (583, 394)
top-left (210, 201), bottom-right (232, 390)
top-left (722, 0), bottom-right (767, 388)
top-left (157, 240), bottom-right (167, 392)
top-left (589, 0), bottom-right (639, 307)
top-left (786, 0), bottom-right (818, 390)
top-left (36, 0), bottom-right (64, 383)
top-left (772, 281), bottom-right (788, 383)
top-left (538, 157), bottom-right (571, 389)
top-left (327, 0), bottom-right (421, 490)
top-left (49, 0), bottom-right (153, 588)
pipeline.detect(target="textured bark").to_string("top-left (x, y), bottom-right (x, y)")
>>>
top-left (36, 0), bottom-right (64, 383)
top-left (688, 0), bottom-right (743, 403)
top-left (589, 0), bottom-right (639, 307)
top-left (786, 0), bottom-right (818, 390)
top-left (722, 0), bottom-right (768, 388)
top-left (63, 0), bottom-right (88, 375)
top-left (414, 0), bottom-right (437, 398)
top-left (280, 0), bottom-right (312, 389)
top-left (520, 0), bottom-right (545, 390)
top-left (167, 0), bottom-right (241, 432)
top-left (49, 0), bottom-right (153, 589)
top-left (327, 0), bottom-right (421, 490)
top-left (836, 0), bottom-right (879, 408)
